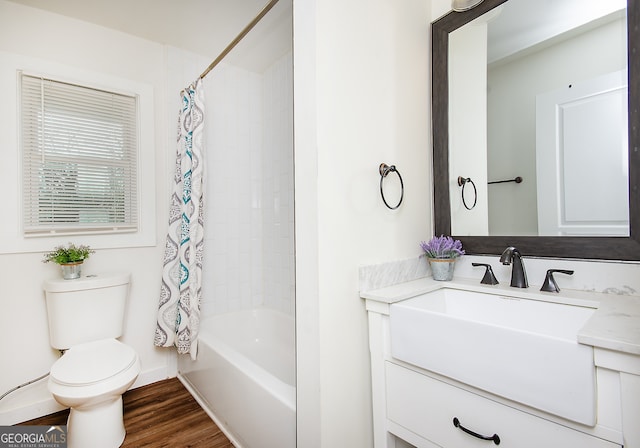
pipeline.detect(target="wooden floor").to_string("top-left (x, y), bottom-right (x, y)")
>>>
top-left (21, 377), bottom-right (234, 448)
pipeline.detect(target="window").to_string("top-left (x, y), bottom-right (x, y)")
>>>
top-left (20, 73), bottom-right (138, 236)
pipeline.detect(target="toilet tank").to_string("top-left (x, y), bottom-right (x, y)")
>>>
top-left (43, 273), bottom-right (131, 350)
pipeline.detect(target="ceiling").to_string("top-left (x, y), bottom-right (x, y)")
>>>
top-left (6, 0), bottom-right (292, 72)
top-left (11, 0), bottom-right (624, 73)
top-left (485, 0), bottom-right (626, 64)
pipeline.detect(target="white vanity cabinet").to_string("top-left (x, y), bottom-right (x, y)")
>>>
top-left (386, 362), bottom-right (618, 448)
top-left (363, 279), bottom-right (640, 448)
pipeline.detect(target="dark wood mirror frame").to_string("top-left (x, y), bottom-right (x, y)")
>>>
top-left (432, 0), bottom-right (640, 261)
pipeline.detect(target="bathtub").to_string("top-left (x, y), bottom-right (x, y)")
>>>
top-left (178, 308), bottom-right (296, 448)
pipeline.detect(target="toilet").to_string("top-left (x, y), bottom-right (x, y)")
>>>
top-left (43, 273), bottom-right (140, 448)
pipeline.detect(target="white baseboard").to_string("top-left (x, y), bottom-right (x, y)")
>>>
top-left (0, 380), bottom-right (63, 426)
top-left (131, 365), bottom-right (174, 390)
top-left (0, 366), bottom-right (171, 426)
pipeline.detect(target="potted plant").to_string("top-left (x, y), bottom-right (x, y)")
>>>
top-left (42, 243), bottom-right (95, 280)
top-left (420, 235), bottom-right (464, 281)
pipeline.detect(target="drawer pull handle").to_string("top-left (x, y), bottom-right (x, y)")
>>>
top-left (453, 417), bottom-right (501, 445)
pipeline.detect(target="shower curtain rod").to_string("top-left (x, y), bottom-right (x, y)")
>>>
top-left (199, 0), bottom-right (281, 79)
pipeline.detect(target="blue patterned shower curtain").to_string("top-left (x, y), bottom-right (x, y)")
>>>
top-left (154, 78), bottom-right (205, 359)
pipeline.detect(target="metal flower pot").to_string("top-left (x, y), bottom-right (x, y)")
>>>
top-left (428, 258), bottom-right (456, 281)
top-left (60, 262), bottom-right (83, 280)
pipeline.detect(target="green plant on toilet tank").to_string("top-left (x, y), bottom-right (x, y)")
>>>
top-left (42, 243), bottom-right (95, 279)
top-left (420, 235), bottom-right (464, 281)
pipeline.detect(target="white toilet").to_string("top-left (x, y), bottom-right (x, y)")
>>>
top-left (43, 273), bottom-right (140, 448)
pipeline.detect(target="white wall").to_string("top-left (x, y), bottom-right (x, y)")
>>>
top-left (294, 0), bottom-right (432, 446)
top-left (432, 0), bottom-right (454, 20)
top-left (0, 0), bottom-right (174, 424)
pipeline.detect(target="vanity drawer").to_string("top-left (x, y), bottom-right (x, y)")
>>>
top-left (386, 362), bottom-right (619, 448)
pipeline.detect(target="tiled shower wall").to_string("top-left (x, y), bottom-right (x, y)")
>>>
top-left (200, 52), bottom-right (294, 318)
top-left (262, 53), bottom-right (295, 315)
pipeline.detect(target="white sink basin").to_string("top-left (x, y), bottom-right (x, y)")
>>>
top-left (389, 288), bottom-right (597, 425)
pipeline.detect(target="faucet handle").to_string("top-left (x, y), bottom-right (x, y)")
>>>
top-left (472, 263), bottom-right (499, 285)
top-left (540, 269), bottom-right (574, 293)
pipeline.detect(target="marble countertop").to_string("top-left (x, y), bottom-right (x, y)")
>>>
top-left (361, 276), bottom-right (640, 356)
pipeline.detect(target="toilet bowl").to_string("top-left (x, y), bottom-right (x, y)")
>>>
top-left (48, 339), bottom-right (140, 448)
top-left (43, 273), bottom-right (139, 448)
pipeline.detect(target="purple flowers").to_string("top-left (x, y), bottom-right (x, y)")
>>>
top-left (420, 235), bottom-right (464, 259)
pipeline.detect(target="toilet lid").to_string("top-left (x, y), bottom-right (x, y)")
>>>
top-left (50, 339), bottom-right (138, 386)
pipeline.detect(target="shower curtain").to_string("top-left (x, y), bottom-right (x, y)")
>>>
top-left (154, 78), bottom-right (205, 359)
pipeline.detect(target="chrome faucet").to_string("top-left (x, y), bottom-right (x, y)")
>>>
top-left (500, 246), bottom-right (528, 288)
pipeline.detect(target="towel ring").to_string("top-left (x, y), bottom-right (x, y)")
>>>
top-left (379, 163), bottom-right (404, 210)
top-left (457, 176), bottom-right (477, 210)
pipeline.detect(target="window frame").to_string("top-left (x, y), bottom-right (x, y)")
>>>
top-left (20, 72), bottom-right (139, 236)
top-left (0, 52), bottom-right (156, 254)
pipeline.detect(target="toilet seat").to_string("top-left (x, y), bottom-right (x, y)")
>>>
top-left (50, 338), bottom-right (137, 387)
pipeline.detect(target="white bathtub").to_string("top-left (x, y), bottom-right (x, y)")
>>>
top-left (178, 308), bottom-right (296, 448)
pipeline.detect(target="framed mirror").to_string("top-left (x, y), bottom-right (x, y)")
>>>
top-left (432, 0), bottom-right (640, 260)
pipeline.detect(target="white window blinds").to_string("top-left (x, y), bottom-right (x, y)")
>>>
top-left (21, 73), bottom-right (138, 235)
